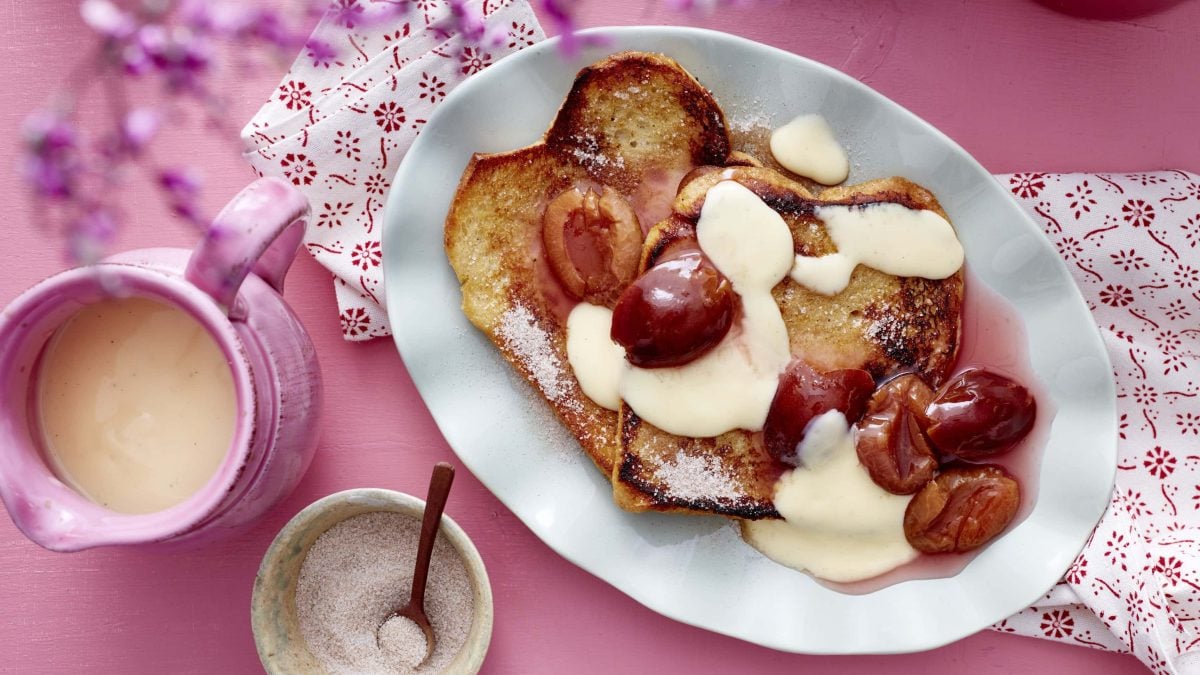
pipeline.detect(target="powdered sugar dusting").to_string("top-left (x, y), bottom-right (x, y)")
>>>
top-left (654, 451), bottom-right (745, 503)
top-left (865, 311), bottom-right (915, 358)
top-left (728, 103), bottom-right (771, 135)
top-left (611, 85), bottom-right (643, 101)
top-left (569, 133), bottom-right (625, 172)
top-left (571, 146), bottom-right (626, 170)
top-left (866, 313), bottom-right (901, 344)
top-left (497, 304), bottom-right (571, 404)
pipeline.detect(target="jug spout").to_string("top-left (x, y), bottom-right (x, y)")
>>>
top-left (0, 465), bottom-right (205, 551)
top-left (0, 280), bottom-right (99, 550)
top-left (1, 480), bottom-right (101, 552)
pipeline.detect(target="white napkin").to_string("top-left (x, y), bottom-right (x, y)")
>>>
top-left (241, 0), bottom-right (544, 340)
top-left (992, 171), bottom-right (1200, 675)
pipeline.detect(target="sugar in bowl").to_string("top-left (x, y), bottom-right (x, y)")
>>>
top-left (0, 178), bottom-right (323, 551)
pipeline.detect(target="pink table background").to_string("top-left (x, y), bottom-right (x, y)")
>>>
top-left (1, 0), bottom-right (1194, 672)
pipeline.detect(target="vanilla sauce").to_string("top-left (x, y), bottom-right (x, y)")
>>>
top-left (742, 411), bottom-right (918, 583)
top-left (35, 297), bottom-right (236, 514)
top-left (769, 114), bottom-right (850, 185)
top-left (790, 204), bottom-right (965, 296)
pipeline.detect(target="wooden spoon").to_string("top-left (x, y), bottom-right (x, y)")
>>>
top-left (379, 462), bottom-right (455, 667)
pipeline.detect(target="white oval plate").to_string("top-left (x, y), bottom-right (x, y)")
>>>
top-left (382, 27), bottom-right (1116, 654)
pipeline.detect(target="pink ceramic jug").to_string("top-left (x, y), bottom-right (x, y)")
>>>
top-left (0, 178), bottom-right (322, 551)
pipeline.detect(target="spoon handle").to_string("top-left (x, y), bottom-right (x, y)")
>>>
top-left (410, 462), bottom-right (455, 611)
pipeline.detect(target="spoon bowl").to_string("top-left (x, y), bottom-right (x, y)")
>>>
top-left (379, 462), bottom-right (456, 667)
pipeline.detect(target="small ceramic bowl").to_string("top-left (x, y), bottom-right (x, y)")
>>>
top-left (251, 488), bottom-right (494, 674)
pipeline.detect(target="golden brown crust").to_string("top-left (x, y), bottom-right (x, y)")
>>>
top-left (445, 52), bottom-right (735, 477)
top-left (614, 413), bottom-right (784, 518)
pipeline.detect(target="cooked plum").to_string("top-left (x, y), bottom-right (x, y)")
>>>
top-left (763, 361), bottom-right (874, 466)
top-left (543, 186), bottom-right (642, 306)
top-left (903, 465), bottom-right (1020, 553)
top-left (610, 252), bottom-right (734, 368)
top-left (926, 369), bottom-right (1036, 460)
top-left (856, 374), bottom-right (938, 494)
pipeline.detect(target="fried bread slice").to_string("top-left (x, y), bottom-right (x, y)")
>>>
top-left (613, 166), bottom-right (965, 518)
top-left (445, 52), bottom-right (736, 476)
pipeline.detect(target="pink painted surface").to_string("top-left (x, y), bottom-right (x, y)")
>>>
top-left (0, 0), bottom-right (1192, 672)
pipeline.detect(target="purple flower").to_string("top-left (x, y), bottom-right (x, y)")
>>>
top-left (159, 168), bottom-right (203, 224)
top-left (135, 24), bottom-right (169, 59)
top-left (160, 167), bottom-right (200, 198)
top-left (120, 108), bottom-right (160, 153)
top-left (178, 0), bottom-right (252, 35)
top-left (443, 0), bottom-right (506, 47)
top-left (194, 4), bottom-right (295, 47)
top-left (68, 209), bottom-right (118, 264)
top-left (180, 0), bottom-right (314, 51)
top-left (80, 0), bottom-right (135, 40)
top-left (664, 0), bottom-right (748, 9)
top-left (538, 0), bottom-right (610, 57)
top-left (120, 41), bottom-right (153, 75)
top-left (133, 24), bottom-right (212, 91)
top-left (23, 110), bottom-right (75, 153)
top-left (247, 9), bottom-right (295, 48)
top-left (21, 111), bottom-right (78, 199)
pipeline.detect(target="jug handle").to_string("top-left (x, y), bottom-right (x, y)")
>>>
top-left (185, 177), bottom-right (310, 312)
